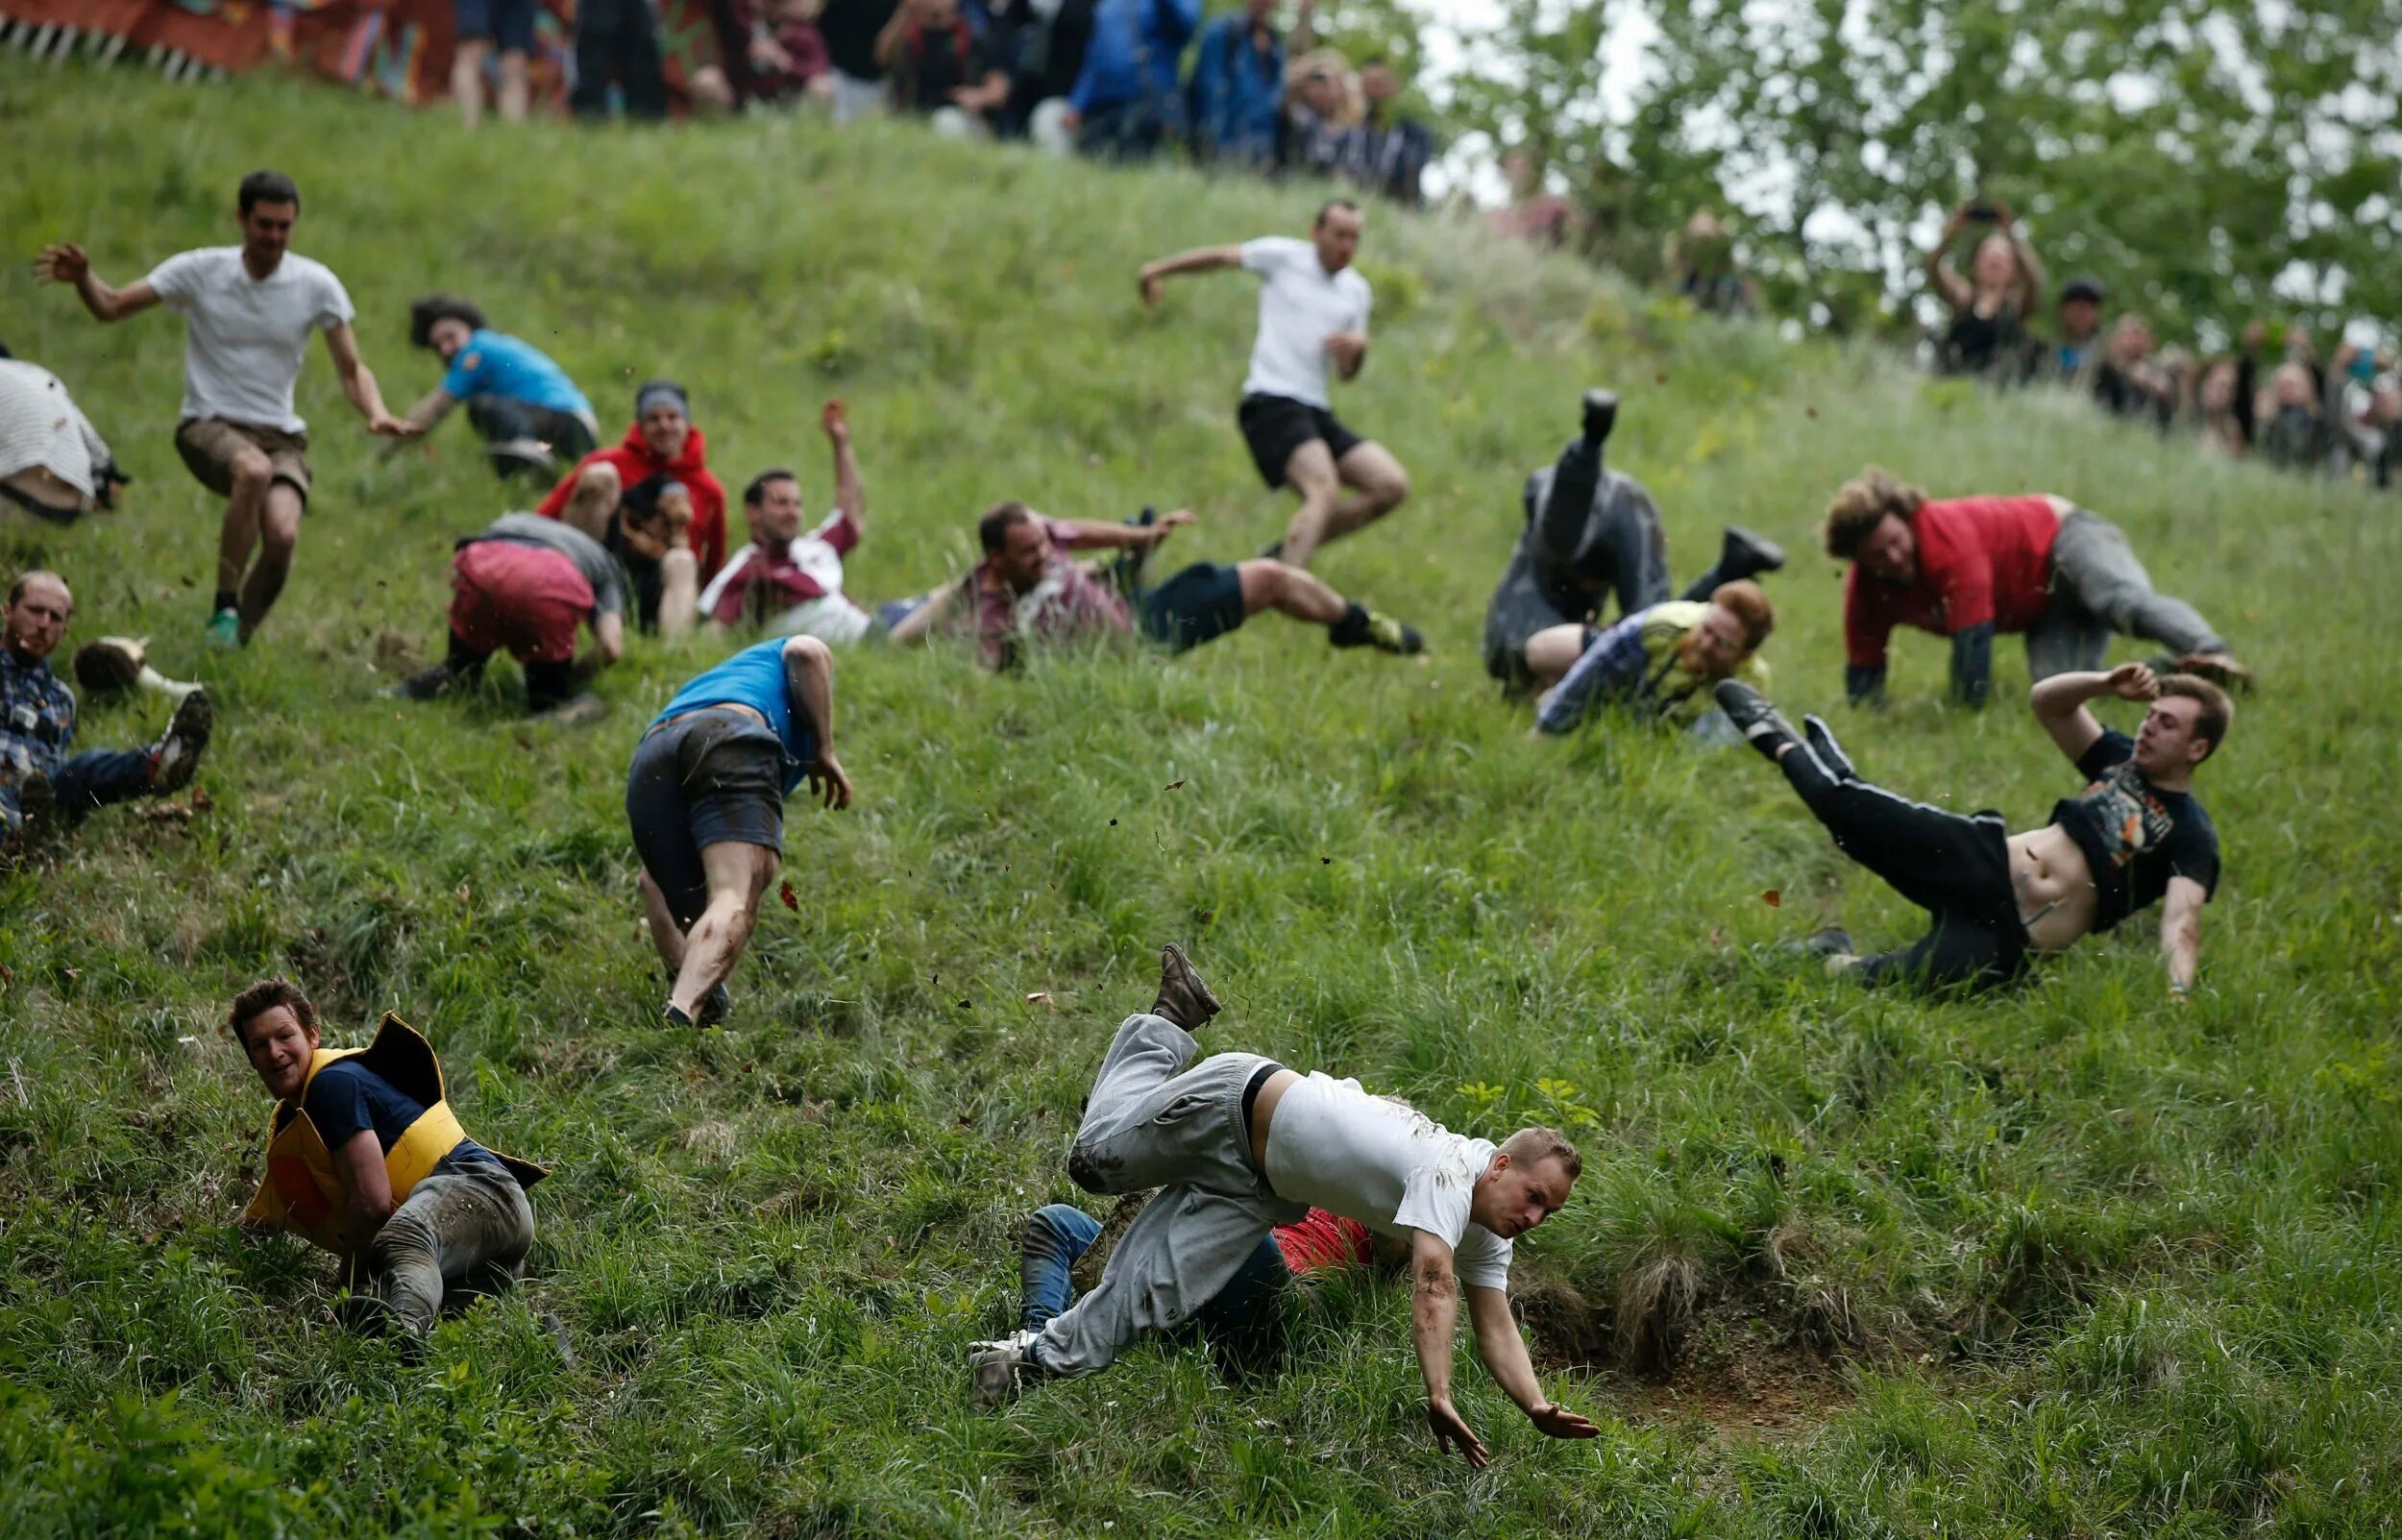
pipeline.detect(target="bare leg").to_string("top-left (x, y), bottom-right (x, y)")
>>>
top-left (497, 49), bottom-right (530, 121)
top-left (236, 482), bottom-right (305, 642)
top-left (452, 37), bottom-right (489, 128)
top-left (216, 451), bottom-right (274, 597)
top-left (1522, 623), bottom-right (1590, 691)
top-left (1234, 559), bottom-right (1345, 625)
top-left (1277, 441), bottom-right (1342, 570)
top-left (658, 548), bottom-right (699, 641)
top-left (638, 869), bottom-right (687, 975)
top-left (558, 462), bottom-right (621, 544)
top-left (668, 841), bottom-right (778, 1018)
top-left (1324, 441), bottom-right (1411, 542)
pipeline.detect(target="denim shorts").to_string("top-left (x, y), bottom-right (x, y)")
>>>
top-left (455, 0), bottom-right (537, 52)
top-left (625, 708), bottom-right (789, 929)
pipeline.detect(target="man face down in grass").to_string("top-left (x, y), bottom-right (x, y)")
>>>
top-left (969, 944), bottom-right (1600, 1469)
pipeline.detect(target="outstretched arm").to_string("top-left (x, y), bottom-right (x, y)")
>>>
top-left (1053, 510), bottom-right (1194, 550)
top-left (1138, 246), bottom-right (1246, 306)
top-left (328, 1126), bottom-right (396, 1274)
top-left (783, 635), bottom-right (852, 810)
top-left (1409, 1230), bottom-right (1485, 1467)
top-left (397, 386), bottom-right (459, 436)
top-left (1467, 1284), bottom-right (1601, 1443)
top-left (886, 581), bottom-right (959, 648)
top-left (34, 244), bottom-right (160, 323)
top-left (323, 324), bottom-right (415, 436)
top-left (2031, 662), bottom-right (2153, 765)
top-left (823, 401), bottom-right (864, 531)
top-left (2160, 875), bottom-right (2205, 996)
top-left (1924, 208), bottom-right (1972, 312)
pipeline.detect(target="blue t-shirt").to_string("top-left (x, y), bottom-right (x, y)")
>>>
top-left (440, 330), bottom-right (593, 420)
top-left (651, 639), bottom-right (820, 794)
top-left (302, 1058), bottom-right (497, 1169)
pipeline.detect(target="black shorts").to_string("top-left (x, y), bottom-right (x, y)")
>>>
top-left (1138, 561), bottom-right (1248, 653)
top-left (624, 707), bottom-right (790, 929)
top-left (1238, 393), bottom-right (1362, 489)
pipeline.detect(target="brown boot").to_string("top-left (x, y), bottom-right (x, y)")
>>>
top-left (1152, 942), bottom-right (1221, 1032)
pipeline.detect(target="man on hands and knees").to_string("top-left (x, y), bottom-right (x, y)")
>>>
top-left (1715, 664), bottom-right (2226, 996)
top-left (36, 171), bottom-right (419, 650)
top-left (888, 501), bottom-right (1421, 668)
top-left (231, 980), bottom-right (548, 1340)
top-left (389, 512), bottom-right (627, 715)
top-left (626, 636), bottom-right (852, 1029)
top-left (398, 296), bottom-right (600, 481)
top-left (970, 944), bottom-right (1600, 1468)
top-left (1138, 201), bottom-right (1409, 570)
top-left (699, 403), bottom-right (878, 646)
top-left (2, 571), bottom-right (211, 850)
top-left (1825, 467), bottom-right (2251, 710)
top-left (1485, 387), bottom-right (1783, 694)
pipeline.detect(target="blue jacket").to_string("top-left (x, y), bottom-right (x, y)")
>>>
top-left (1068, 0), bottom-right (1200, 114)
top-left (1188, 15), bottom-right (1283, 161)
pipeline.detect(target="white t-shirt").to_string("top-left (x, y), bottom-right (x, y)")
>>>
top-left (1239, 236), bottom-right (1372, 410)
top-left (145, 248), bottom-right (355, 433)
top-left (1262, 1072), bottom-right (1512, 1289)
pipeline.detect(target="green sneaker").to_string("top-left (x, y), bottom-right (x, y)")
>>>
top-left (1360, 610), bottom-right (1424, 656)
top-left (203, 608), bottom-right (242, 650)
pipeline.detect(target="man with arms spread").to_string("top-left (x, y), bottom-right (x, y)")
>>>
top-left (231, 979), bottom-right (547, 1340)
top-left (36, 171), bottom-right (417, 649)
top-left (2, 571), bottom-right (211, 847)
top-left (1823, 467), bottom-right (2251, 709)
top-left (972, 944), bottom-right (1600, 1468)
top-left (398, 295), bottom-right (600, 479)
top-left (1138, 201), bottom-right (1409, 570)
top-left (1716, 665), bottom-right (2226, 996)
top-left (389, 512), bottom-right (627, 714)
top-left (1487, 386), bottom-right (1784, 694)
top-left (699, 402), bottom-right (878, 645)
top-left (627, 636), bottom-right (852, 1028)
top-left (888, 501), bottom-right (1421, 668)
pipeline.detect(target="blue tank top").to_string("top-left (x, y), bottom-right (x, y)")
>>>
top-left (650, 639), bottom-right (818, 793)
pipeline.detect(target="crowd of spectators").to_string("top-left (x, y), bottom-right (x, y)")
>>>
top-left (453, 0), bottom-right (1434, 206)
top-left (1923, 199), bottom-right (2399, 492)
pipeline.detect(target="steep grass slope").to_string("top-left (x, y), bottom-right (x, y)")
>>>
top-left (3, 61), bottom-right (2400, 1537)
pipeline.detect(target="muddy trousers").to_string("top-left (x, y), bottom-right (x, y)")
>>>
top-left (366, 1154), bottom-right (533, 1337)
top-left (2024, 509), bottom-right (2230, 679)
top-left (1036, 1014), bottom-right (1303, 1375)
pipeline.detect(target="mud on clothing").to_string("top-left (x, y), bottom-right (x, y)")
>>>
top-left (2048, 728), bottom-right (2219, 933)
top-left (625, 708), bottom-right (792, 930)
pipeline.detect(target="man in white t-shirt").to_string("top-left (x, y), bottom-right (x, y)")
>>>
top-left (37, 170), bottom-right (417, 650)
top-left (970, 944), bottom-right (1599, 1468)
top-left (698, 402), bottom-right (877, 646)
top-left (1136, 201), bottom-right (1411, 570)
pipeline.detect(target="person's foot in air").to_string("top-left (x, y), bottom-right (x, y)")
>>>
top-left (1581, 388), bottom-right (1619, 448)
top-left (1328, 603), bottom-right (1424, 655)
top-left (148, 689), bottom-right (213, 794)
top-left (1717, 526), bottom-right (1787, 583)
top-left (1153, 941), bottom-right (1221, 1032)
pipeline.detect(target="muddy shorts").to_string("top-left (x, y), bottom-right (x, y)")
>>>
top-left (173, 418), bottom-right (311, 504)
top-left (624, 707), bottom-right (795, 929)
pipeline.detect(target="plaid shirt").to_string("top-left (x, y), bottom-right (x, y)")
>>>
top-left (0, 647), bottom-right (76, 792)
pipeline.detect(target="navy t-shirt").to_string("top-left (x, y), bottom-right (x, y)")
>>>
top-left (302, 1059), bottom-right (497, 1170)
top-left (2049, 729), bottom-right (2220, 933)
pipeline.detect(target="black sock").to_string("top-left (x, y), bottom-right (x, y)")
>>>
top-left (1329, 601), bottom-right (1370, 646)
top-left (211, 589), bottom-right (236, 615)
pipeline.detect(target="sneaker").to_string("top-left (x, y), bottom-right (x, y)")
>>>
top-left (968, 1330), bottom-right (1048, 1409)
top-left (147, 688), bottom-right (213, 794)
top-left (1785, 924), bottom-right (1855, 959)
top-left (2168, 652), bottom-right (2254, 695)
top-left (1581, 387), bottom-right (1619, 447)
top-left (697, 983), bottom-right (733, 1028)
top-left (12, 772), bottom-right (57, 848)
top-left (1153, 941), bottom-right (1222, 1032)
top-left (1331, 607), bottom-right (1424, 655)
top-left (662, 1001), bottom-right (698, 1029)
top-left (203, 608), bottom-right (241, 651)
top-left (1802, 714), bottom-right (1855, 781)
top-left (1719, 526), bottom-right (1788, 581)
top-left (384, 663), bottom-right (455, 702)
top-left (487, 438), bottom-right (560, 481)
top-left (1714, 680), bottom-right (1801, 760)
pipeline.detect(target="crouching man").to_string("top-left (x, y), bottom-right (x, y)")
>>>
top-left (233, 979), bottom-right (548, 1339)
top-left (970, 944), bottom-right (1599, 1468)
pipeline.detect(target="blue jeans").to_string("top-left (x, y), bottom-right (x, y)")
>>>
top-left (0, 747), bottom-right (153, 828)
top-left (1020, 1203), bottom-right (1289, 1336)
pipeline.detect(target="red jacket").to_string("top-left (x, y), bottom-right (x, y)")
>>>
top-left (537, 423), bottom-right (729, 582)
top-left (1843, 495), bottom-right (2060, 667)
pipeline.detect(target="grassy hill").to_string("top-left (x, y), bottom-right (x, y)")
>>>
top-left (4, 60), bottom-right (2400, 1538)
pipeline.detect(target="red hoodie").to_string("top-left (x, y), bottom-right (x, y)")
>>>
top-left (537, 422), bottom-right (729, 582)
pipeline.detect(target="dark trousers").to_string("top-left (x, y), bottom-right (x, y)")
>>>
top-left (1019, 1203), bottom-right (1291, 1364)
top-left (2, 749), bottom-right (154, 829)
top-left (1078, 95), bottom-right (1182, 160)
top-left (440, 633), bottom-right (576, 711)
top-left (464, 397), bottom-right (598, 461)
top-left (571, 0), bottom-right (668, 119)
top-left (1777, 741), bottom-right (2029, 992)
top-left (1533, 435), bottom-right (1733, 611)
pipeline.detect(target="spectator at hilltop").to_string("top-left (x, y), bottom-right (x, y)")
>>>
top-left (2255, 360), bottom-right (2333, 473)
top-left (724, 0), bottom-right (835, 107)
top-left (1188, 0), bottom-right (1287, 168)
top-left (1278, 46), bottom-right (1358, 179)
top-left (452, 0), bottom-right (534, 128)
top-left (571, 0), bottom-right (671, 119)
top-left (2050, 277), bottom-right (2104, 383)
top-left (2092, 314), bottom-right (2176, 428)
top-left (1487, 150), bottom-right (1577, 250)
top-left (1060, 0), bottom-right (1199, 159)
top-left (1002, 0), bottom-right (1096, 150)
top-left (1670, 209), bottom-right (1754, 318)
top-left (2192, 358), bottom-right (2248, 460)
top-left (821, 0), bottom-right (901, 122)
top-left (876, 0), bottom-right (1011, 135)
top-left (1925, 198), bottom-right (2042, 382)
top-left (1336, 58), bottom-right (1433, 208)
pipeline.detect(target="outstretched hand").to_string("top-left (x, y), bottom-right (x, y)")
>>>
top-left (1151, 507), bottom-right (1197, 542)
top-left (34, 243), bottom-right (88, 284)
top-left (2105, 661), bottom-right (2159, 701)
top-left (1137, 268), bottom-right (1164, 307)
top-left (821, 398), bottom-right (849, 442)
top-left (367, 413), bottom-right (426, 439)
top-left (1428, 1399), bottom-right (1488, 1468)
top-left (1527, 1402), bottom-right (1601, 1441)
top-left (806, 752), bottom-right (853, 811)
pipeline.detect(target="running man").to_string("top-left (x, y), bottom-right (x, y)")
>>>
top-left (1137, 200), bottom-right (1409, 569)
top-left (1486, 387), bottom-right (1783, 692)
top-left (36, 170), bottom-right (418, 649)
top-left (231, 980), bottom-right (548, 1340)
top-left (699, 403), bottom-right (877, 645)
top-left (887, 501), bottom-right (1422, 668)
top-left (970, 944), bottom-right (1599, 1469)
top-left (1716, 664), bottom-right (2227, 996)
top-left (388, 513), bottom-right (627, 714)
top-left (1823, 468), bottom-right (2252, 708)
top-left (398, 294), bottom-right (600, 480)
top-left (627, 637), bottom-right (852, 1028)
top-left (1530, 579), bottom-right (1775, 737)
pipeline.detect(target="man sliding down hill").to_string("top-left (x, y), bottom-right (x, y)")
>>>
top-left (970, 944), bottom-right (1600, 1469)
top-left (887, 501), bottom-right (1422, 668)
top-left (232, 979), bottom-right (548, 1341)
top-left (1716, 663), bottom-right (2227, 997)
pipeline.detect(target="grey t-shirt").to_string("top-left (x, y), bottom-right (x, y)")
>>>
top-left (468, 512), bottom-right (628, 619)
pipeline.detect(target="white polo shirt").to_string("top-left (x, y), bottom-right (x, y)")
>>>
top-left (145, 247), bottom-right (355, 433)
top-left (1239, 236), bottom-right (1372, 410)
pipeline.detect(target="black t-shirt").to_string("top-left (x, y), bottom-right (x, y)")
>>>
top-left (897, 21), bottom-right (996, 112)
top-left (2049, 729), bottom-right (2219, 933)
top-left (300, 1059), bottom-right (496, 1169)
top-left (818, 0), bottom-right (899, 80)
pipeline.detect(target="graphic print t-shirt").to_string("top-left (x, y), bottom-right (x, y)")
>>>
top-left (2049, 728), bottom-right (2219, 932)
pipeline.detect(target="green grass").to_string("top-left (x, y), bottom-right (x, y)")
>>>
top-left (4, 61), bottom-right (2401, 1538)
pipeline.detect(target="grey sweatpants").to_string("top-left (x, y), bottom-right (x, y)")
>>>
top-left (367, 1154), bottom-right (534, 1337)
top-left (1037, 1014), bottom-right (1304, 1375)
top-left (2025, 509), bottom-right (2229, 679)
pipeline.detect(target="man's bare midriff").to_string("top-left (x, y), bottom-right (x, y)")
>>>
top-left (2008, 823), bottom-right (2100, 952)
top-left (1248, 1067), bottom-right (1302, 1176)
